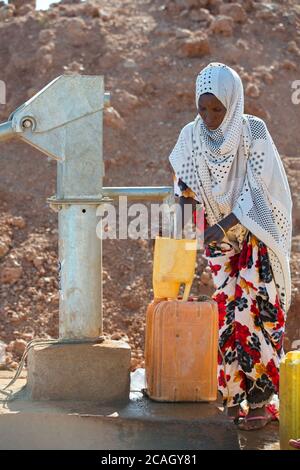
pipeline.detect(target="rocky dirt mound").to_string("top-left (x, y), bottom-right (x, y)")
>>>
top-left (0, 0), bottom-right (300, 370)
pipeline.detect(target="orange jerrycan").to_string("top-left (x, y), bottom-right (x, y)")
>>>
top-left (144, 298), bottom-right (218, 402)
top-left (153, 237), bottom-right (197, 301)
top-left (280, 351), bottom-right (300, 450)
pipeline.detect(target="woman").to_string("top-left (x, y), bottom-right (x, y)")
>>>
top-left (168, 62), bottom-right (293, 430)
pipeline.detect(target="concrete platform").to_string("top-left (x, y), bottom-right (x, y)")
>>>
top-left (27, 340), bottom-right (131, 402)
top-left (0, 371), bottom-right (279, 450)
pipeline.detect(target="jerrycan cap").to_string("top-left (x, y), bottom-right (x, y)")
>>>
top-left (285, 350), bottom-right (300, 363)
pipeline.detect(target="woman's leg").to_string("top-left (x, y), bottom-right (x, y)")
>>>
top-left (225, 404), bottom-right (241, 418)
top-left (204, 243), bottom-right (245, 415)
top-left (233, 234), bottom-right (284, 429)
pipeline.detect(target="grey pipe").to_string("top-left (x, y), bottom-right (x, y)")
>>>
top-left (102, 186), bottom-right (173, 201)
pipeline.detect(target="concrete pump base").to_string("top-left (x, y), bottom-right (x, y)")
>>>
top-left (27, 340), bottom-right (131, 402)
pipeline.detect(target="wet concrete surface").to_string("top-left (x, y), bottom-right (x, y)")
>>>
top-left (0, 371), bottom-right (279, 450)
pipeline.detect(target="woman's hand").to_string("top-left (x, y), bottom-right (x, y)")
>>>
top-left (204, 224), bottom-right (225, 245)
top-left (178, 196), bottom-right (197, 231)
top-left (204, 213), bottom-right (240, 245)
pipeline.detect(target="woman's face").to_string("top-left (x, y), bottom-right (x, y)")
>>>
top-left (198, 93), bottom-right (227, 130)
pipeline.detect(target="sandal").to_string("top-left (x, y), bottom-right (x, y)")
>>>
top-left (226, 416), bottom-right (242, 425)
top-left (237, 414), bottom-right (273, 431)
top-left (224, 409), bottom-right (247, 425)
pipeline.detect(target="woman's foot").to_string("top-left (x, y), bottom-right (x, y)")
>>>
top-left (237, 405), bottom-right (272, 431)
top-left (224, 405), bottom-right (242, 423)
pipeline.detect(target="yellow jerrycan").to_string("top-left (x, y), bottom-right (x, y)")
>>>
top-left (279, 351), bottom-right (300, 450)
top-left (153, 236), bottom-right (197, 301)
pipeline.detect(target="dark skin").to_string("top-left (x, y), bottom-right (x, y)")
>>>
top-left (178, 196), bottom-right (239, 244)
top-left (177, 93), bottom-right (239, 244)
top-left (198, 92), bottom-right (227, 130)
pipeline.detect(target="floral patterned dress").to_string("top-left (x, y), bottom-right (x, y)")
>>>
top-left (204, 227), bottom-right (285, 409)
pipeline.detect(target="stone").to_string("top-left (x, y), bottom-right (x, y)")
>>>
top-left (287, 41), bottom-right (300, 56)
top-left (190, 8), bottom-right (213, 24)
top-left (123, 58), bottom-right (136, 68)
top-left (38, 29), bottom-right (56, 44)
top-left (175, 28), bottom-right (193, 39)
top-left (271, 23), bottom-right (285, 33)
top-left (283, 12), bottom-right (296, 25)
top-left (59, 18), bottom-right (89, 47)
top-left (39, 54), bottom-right (53, 73)
top-left (63, 60), bottom-right (85, 73)
top-left (111, 333), bottom-right (122, 340)
top-left (8, 216), bottom-right (25, 229)
top-left (281, 60), bottom-right (297, 71)
top-left (40, 42), bottom-right (55, 55)
top-left (8, 339), bottom-right (27, 356)
top-left (8, 361), bottom-right (18, 369)
top-left (210, 15), bottom-right (234, 36)
top-left (10, 313), bottom-right (22, 323)
top-left (8, 0), bottom-right (35, 8)
top-left (60, 0), bottom-right (82, 4)
top-left (0, 240), bottom-right (9, 258)
top-left (167, 1), bottom-right (185, 14)
top-left (20, 333), bottom-right (33, 342)
top-left (27, 340), bottom-right (131, 402)
top-left (252, 65), bottom-right (275, 84)
top-left (206, 0), bottom-right (222, 14)
top-left (219, 3), bottom-right (247, 24)
top-left (120, 291), bottom-right (142, 310)
top-left (104, 106), bottom-right (125, 130)
top-left (18, 4), bottom-right (34, 15)
top-left (115, 90), bottom-right (139, 115)
top-left (47, 9), bottom-right (59, 19)
top-left (33, 256), bottom-right (44, 270)
top-left (186, 0), bottom-right (209, 7)
top-left (242, 0), bottom-right (255, 13)
top-left (245, 83), bottom-right (260, 99)
top-left (179, 32), bottom-right (210, 57)
top-left (255, 9), bottom-right (277, 24)
top-left (0, 4), bottom-right (15, 21)
top-left (96, 8), bottom-right (110, 21)
top-left (80, 2), bottom-right (100, 17)
top-left (0, 266), bottom-right (22, 284)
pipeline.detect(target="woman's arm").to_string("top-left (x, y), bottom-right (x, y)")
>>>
top-left (178, 195), bottom-right (198, 232)
top-left (204, 212), bottom-right (239, 244)
top-left (170, 171), bottom-right (240, 242)
top-left (179, 197), bottom-right (240, 243)
top-left (218, 212), bottom-right (239, 231)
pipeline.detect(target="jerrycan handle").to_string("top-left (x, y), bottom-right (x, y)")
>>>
top-left (182, 282), bottom-right (192, 301)
top-left (172, 199), bottom-right (195, 240)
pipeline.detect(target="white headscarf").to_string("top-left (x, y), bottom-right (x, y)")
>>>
top-left (169, 62), bottom-right (293, 312)
top-left (195, 62), bottom-right (244, 158)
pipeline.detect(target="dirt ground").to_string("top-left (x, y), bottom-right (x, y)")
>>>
top-left (0, 0), bottom-right (300, 375)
